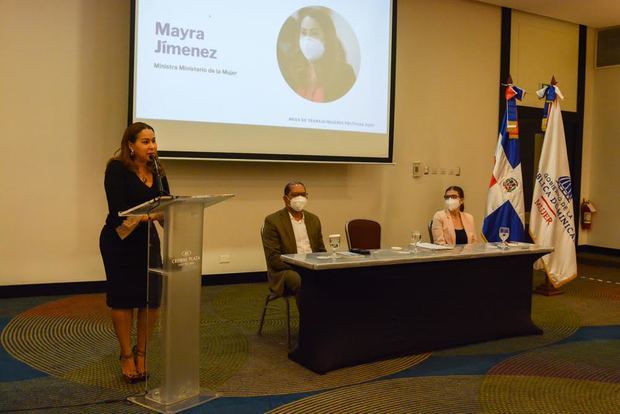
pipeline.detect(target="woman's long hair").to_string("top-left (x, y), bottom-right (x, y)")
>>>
top-left (108, 122), bottom-right (165, 175)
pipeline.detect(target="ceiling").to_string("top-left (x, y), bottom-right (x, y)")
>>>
top-left (477, 0), bottom-right (620, 28)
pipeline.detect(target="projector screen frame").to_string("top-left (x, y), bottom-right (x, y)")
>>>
top-left (127, 0), bottom-right (397, 164)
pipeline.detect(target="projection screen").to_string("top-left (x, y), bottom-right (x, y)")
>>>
top-left (130, 0), bottom-right (396, 163)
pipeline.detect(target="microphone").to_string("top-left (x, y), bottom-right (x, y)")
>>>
top-left (150, 154), bottom-right (166, 196)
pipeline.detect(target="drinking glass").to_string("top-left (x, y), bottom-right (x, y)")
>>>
top-left (410, 230), bottom-right (421, 253)
top-left (499, 227), bottom-right (510, 248)
top-left (328, 234), bottom-right (341, 258)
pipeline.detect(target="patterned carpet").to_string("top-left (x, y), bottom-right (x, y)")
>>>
top-left (0, 265), bottom-right (618, 413)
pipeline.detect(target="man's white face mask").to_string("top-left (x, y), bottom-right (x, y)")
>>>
top-left (299, 36), bottom-right (325, 62)
top-left (445, 197), bottom-right (460, 211)
top-left (290, 195), bottom-right (308, 212)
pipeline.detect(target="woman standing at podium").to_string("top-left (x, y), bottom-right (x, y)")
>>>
top-left (431, 185), bottom-right (477, 245)
top-left (99, 122), bottom-right (170, 383)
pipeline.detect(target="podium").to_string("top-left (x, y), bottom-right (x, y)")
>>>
top-left (119, 194), bottom-right (234, 413)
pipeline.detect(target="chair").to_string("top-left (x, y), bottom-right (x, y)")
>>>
top-left (257, 288), bottom-right (292, 350)
top-left (258, 225), bottom-right (293, 349)
top-left (345, 219), bottom-right (381, 250)
top-left (428, 219), bottom-right (434, 244)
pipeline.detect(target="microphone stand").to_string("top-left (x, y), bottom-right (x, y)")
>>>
top-left (150, 155), bottom-right (167, 197)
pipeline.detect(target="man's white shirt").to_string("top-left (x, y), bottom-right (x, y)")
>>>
top-left (289, 212), bottom-right (312, 254)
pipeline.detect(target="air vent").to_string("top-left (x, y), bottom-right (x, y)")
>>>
top-left (596, 27), bottom-right (620, 68)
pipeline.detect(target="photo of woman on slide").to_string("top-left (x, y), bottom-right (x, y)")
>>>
top-left (277, 6), bottom-right (359, 103)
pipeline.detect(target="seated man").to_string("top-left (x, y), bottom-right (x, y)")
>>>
top-left (262, 181), bottom-right (326, 300)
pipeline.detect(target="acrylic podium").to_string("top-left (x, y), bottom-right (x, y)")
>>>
top-left (119, 194), bottom-right (234, 413)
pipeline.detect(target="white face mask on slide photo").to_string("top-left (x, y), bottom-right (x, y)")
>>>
top-left (445, 198), bottom-right (461, 211)
top-left (289, 196), bottom-right (308, 212)
top-left (299, 36), bottom-right (325, 62)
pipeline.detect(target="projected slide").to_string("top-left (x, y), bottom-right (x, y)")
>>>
top-left (133, 0), bottom-right (395, 162)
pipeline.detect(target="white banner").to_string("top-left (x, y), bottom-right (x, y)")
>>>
top-left (529, 85), bottom-right (577, 287)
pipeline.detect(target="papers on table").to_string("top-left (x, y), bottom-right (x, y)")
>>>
top-left (316, 251), bottom-right (364, 260)
top-left (336, 251), bottom-right (365, 257)
top-left (416, 242), bottom-right (453, 250)
top-left (507, 242), bottom-right (531, 247)
top-left (485, 241), bottom-right (533, 250)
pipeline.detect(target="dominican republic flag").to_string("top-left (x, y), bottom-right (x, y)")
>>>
top-left (483, 84), bottom-right (526, 242)
top-left (529, 85), bottom-right (577, 287)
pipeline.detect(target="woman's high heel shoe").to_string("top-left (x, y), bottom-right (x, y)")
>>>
top-left (133, 345), bottom-right (149, 381)
top-left (119, 353), bottom-right (140, 384)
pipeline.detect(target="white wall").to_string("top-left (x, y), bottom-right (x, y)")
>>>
top-left (573, 26), bottom-right (619, 250)
top-left (579, 27), bottom-right (597, 247)
top-left (3, 0), bottom-right (614, 287)
top-left (510, 10), bottom-right (579, 111)
top-left (383, 0), bottom-right (500, 245)
top-left (0, 0), bottom-right (129, 284)
top-left (585, 44), bottom-right (620, 249)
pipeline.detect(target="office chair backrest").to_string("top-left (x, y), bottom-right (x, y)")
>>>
top-left (260, 225), bottom-right (269, 266)
top-left (428, 220), bottom-right (434, 244)
top-left (346, 219), bottom-right (381, 250)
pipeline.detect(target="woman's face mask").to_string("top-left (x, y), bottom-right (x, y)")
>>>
top-left (299, 36), bottom-right (325, 62)
top-left (445, 197), bottom-right (461, 211)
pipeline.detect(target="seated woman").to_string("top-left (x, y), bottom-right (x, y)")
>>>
top-left (432, 186), bottom-right (477, 245)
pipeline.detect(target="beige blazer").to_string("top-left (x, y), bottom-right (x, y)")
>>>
top-left (432, 209), bottom-right (477, 245)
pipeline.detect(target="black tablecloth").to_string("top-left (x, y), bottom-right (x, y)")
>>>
top-left (289, 253), bottom-right (544, 373)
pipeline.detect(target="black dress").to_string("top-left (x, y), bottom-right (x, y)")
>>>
top-left (455, 228), bottom-right (468, 245)
top-left (99, 160), bottom-right (170, 309)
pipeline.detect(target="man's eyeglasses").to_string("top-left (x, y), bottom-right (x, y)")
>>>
top-left (289, 192), bottom-right (308, 198)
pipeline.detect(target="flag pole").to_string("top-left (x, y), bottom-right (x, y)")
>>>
top-left (533, 75), bottom-right (564, 296)
top-left (501, 74), bottom-right (513, 86)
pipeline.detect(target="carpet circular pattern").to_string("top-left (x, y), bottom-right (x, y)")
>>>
top-left (479, 376), bottom-right (620, 414)
top-left (558, 278), bottom-right (620, 326)
top-left (1, 285), bottom-right (431, 397)
top-left (479, 340), bottom-right (620, 413)
top-left (564, 277), bottom-right (620, 301)
top-left (266, 376), bottom-right (484, 414)
top-left (486, 340), bottom-right (620, 382)
top-left (0, 294), bottom-right (148, 392)
top-left (0, 376), bottom-right (146, 414)
top-left (197, 284), bottom-right (432, 396)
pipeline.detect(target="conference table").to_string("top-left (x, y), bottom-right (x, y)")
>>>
top-left (282, 242), bottom-right (553, 374)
